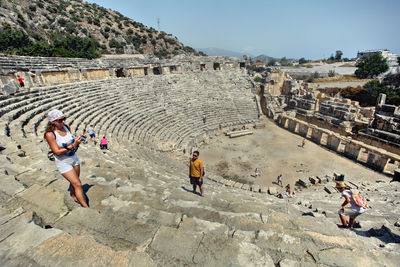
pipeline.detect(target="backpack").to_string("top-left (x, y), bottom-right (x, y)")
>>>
top-left (350, 190), bottom-right (368, 208)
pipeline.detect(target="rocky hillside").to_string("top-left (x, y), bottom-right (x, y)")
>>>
top-left (0, 0), bottom-right (202, 58)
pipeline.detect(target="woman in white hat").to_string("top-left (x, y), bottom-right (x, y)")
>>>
top-left (44, 109), bottom-right (88, 208)
top-left (335, 181), bottom-right (365, 228)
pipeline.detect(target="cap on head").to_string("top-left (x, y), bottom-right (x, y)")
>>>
top-left (47, 109), bottom-right (64, 122)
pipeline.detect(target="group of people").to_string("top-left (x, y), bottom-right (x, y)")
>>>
top-left (87, 125), bottom-right (109, 150)
top-left (45, 109), bottom-right (368, 231)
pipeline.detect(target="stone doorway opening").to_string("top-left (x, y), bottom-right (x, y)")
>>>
top-left (200, 64), bottom-right (206, 71)
top-left (169, 66), bottom-right (177, 73)
top-left (153, 67), bottom-right (161, 75)
top-left (116, 68), bottom-right (125, 77)
top-left (213, 63), bottom-right (220, 70)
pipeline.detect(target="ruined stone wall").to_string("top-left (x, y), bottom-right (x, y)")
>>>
top-left (267, 71), bottom-right (287, 96)
top-left (277, 114), bottom-right (400, 173)
top-left (0, 55), bottom-right (246, 95)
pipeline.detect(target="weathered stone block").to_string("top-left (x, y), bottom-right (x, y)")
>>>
top-left (233, 182), bottom-right (243, 189)
top-left (295, 179), bottom-right (310, 188)
top-left (268, 187), bottom-right (277, 195)
top-left (251, 185), bottom-right (260, 192)
top-left (392, 169), bottom-right (400, 182)
top-left (259, 186), bottom-right (268, 193)
top-left (324, 186), bottom-right (337, 194)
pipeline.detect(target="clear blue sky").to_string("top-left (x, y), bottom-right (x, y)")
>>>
top-left (86, 0), bottom-right (400, 59)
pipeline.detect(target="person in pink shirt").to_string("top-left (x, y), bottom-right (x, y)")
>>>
top-left (100, 136), bottom-right (108, 150)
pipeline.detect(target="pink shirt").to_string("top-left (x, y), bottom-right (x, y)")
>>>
top-left (101, 138), bottom-right (107, 145)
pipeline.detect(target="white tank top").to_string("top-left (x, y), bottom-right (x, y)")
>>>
top-left (53, 126), bottom-right (75, 160)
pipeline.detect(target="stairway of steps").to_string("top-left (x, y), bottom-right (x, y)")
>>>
top-left (1, 135), bottom-right (399, 266)
top-left (1, 68), bottom-right (399, 266)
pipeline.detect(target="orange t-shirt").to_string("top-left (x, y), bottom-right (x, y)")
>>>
top-left (190, 158), bottom-right (204, 177)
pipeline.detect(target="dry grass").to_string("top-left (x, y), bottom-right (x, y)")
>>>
top-left (339, 63), bottom-right (356, 67)
top-left (313, 75), bottom-right (366, 83)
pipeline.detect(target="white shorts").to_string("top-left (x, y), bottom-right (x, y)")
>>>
top-left (55, 154), bottom-right (80, 174)
top-left (338, 208), bottom-right (363, 219)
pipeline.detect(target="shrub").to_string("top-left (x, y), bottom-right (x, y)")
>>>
top-left (254, 76), bottom-right (262, 83)
top-left (126, 28), bottom-right (133, 35)
top-left (29, 5), bottom-right (36, 11)
top-left (328, 70), bottom-right (336, 77)
top-left (66, 23), bottom-right (77, 34)
top-left (355, 54), bottom-right (389, 78)
top-left (57, 17), bottom-right (67, 26)
top-left (93, 18), bottom-right (100, 26)
top-left (183, 45), bottom-right (196, 53)
top-left (0, 29), bottom-right (100, 59)
top-left (154, 49), bottom-right (169, 59)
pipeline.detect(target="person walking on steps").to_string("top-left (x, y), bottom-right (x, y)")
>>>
top-left (88, 125), bottom-right (96, 144)
top-left (277, 174), bottom-right (283, 187)
top-left (189, 150), bottom-right (204, 197)
top-left (44, 109), bottom-right (88, 208)
top-left (335, 181), bottom-right (366, 228)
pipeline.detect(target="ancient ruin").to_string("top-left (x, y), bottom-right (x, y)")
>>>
top-left (0, 54), bottom-right (399, 266)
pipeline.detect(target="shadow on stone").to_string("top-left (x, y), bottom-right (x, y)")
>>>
top-left (181, 186), bottom-right (201, 196)
top-left (352, 225), bottom-right (400, 243)
top-left (82, 184), bottom-right (94, 207)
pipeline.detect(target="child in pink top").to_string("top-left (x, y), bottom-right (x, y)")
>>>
top-left (100, 137), bottom-right (108, 150)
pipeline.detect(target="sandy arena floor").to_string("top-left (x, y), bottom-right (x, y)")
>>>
top-left (201, 118), bottom-right (389, 189)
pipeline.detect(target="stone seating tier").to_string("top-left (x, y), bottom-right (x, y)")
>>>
top-left (1, 133), bottom-right (399, 266)
top-left (2, 70), bottom-right (259, 153)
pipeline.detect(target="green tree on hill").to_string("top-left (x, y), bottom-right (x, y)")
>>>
top-left (355, 54), bottom-right (389, 78)
top-left (0, 29), bottom-right (100, 59)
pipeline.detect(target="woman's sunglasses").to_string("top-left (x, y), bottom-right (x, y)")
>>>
top-left (55, 117), bottom-right (66, 123)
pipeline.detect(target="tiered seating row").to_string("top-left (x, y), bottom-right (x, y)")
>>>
top-left (2, 69), bottom-right (259, 152)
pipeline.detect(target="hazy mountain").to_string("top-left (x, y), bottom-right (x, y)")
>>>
top-left (252, 54), bottom-right (280, 63)
top-left (197, 48), bottom-right (250, 58)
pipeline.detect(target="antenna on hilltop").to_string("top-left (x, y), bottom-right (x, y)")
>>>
top-left (157, 17), bottom-right (160, 31)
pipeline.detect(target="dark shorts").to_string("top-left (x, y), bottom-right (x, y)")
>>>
top-left (90, 133), bottom-right (96, 138)
top-left (190, 176), bottom-right (203, 186)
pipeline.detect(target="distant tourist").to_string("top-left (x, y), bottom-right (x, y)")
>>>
top-left (301, 138), bottom-right (306, 148)
top-left (203, 114), bottom-right (206, 123)
top-left (100, 136), bottom-right (108, 150)
top-left (277, 174), bottom-right (283, 187)
top-left (335, 182), bottom-right (367, 228)
top-left (44, 109), bottom-right (88, 208)
top-left (189, 150), bottom-right (204, 197)
top-left (88, 125), bottom-right (96, 143)
top-left (285, 184), bottom-right (291, 195)
top-left (17, 76), bottom-right (24, 87)
top-left (254, 168), bottom-right (259, 177)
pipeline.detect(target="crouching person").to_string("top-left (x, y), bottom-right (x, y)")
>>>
top-left (336, 182), bottom-right (366, 228)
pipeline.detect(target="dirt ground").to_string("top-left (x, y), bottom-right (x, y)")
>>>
top-left (201, 118), bottom-right (389, 189)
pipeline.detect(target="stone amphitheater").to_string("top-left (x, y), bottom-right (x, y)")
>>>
top-left (0, 54), bottom-right (399, 266)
